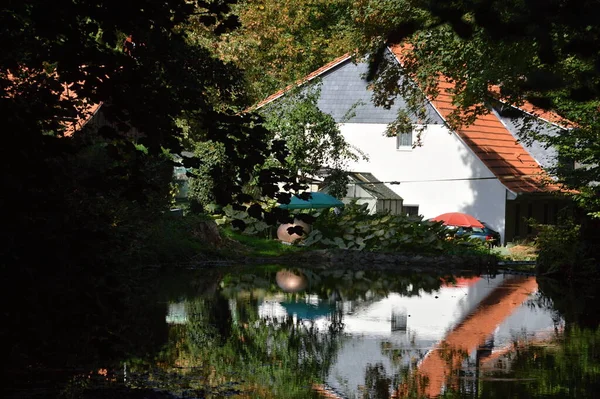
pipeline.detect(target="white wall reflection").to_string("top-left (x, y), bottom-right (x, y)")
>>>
top-left (256, 274), bottom-right (563, 398)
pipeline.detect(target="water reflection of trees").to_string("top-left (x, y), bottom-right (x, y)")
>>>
top-left (205, 268), bottom-right (600, 399)
top-left (24, 265), bottom-right (600, 398)
top-left (5, 268), bottom-right (177, 398)
top-left (361, 363), bottom-right (397, 399)
top-left (537, 277), bottom-right (600, 328)
top-left (25, 265), bottom-right (600, 398)
top-left (452, 326), bottom-right (600, 399)
top-left (154, 290), bottom-right (340, 398)
top-left (164, 266), bottom-right (457, 398)
top-left (214, 267), bottom-right (473, 398)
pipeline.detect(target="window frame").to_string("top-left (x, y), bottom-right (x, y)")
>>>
top-left (396, 123), bottom-right (423, 151)
top-left (396, 130), bottom-right (413, 150)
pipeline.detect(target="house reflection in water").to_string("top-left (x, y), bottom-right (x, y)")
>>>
top-left (397, 276), bottom-right (542, 398)
top-left (258, 274), bottom-right (562, 398)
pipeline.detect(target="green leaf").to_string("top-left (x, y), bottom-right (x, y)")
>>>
top-left (334, 236), bottom-right (346, 247)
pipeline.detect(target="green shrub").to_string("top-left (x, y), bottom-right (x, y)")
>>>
top-left (533, 218), bottom-right (594, 276)
top-left (136, 213), bottom-right (220, 265)
top-left (213, 204), bottom-right (274, 238)
top-left (302, 202), bottom-right (462, 253)
top-left (208, 201), bottom-right (492, 257)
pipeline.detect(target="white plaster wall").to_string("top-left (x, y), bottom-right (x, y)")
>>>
top-left (340, 123), bottom-right (508, 242)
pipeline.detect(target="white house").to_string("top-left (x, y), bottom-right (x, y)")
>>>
top-left (256, 47), bottom-right (571, 244)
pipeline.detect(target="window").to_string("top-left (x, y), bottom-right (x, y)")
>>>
top-left (396, 130), bottom-right (412, 149)
top-left (403, 205), bottom-right (419, 216)
top-left (396, 123), bottom-right (423, 149)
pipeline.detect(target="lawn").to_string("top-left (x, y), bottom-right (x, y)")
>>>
top-left (220, 227), bottom-right (307, 258)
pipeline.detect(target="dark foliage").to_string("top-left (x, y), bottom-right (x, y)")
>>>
top-left (0, 3), bottom-right (305, 383)
top-left (0, 0), bottom-right (298, 279)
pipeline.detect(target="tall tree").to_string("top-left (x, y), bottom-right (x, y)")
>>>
top-left (194, 0), bottom-right (357, 100)
top-left (261, 84), bottom-right (364, 198)
top-left (0, 0), bottom-right (294, 272)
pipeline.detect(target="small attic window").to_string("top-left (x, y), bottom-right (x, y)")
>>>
top-left (396, 129), bottom-right (412, 149)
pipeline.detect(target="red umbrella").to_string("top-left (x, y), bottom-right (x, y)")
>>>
top-left (431, 212), bottom-right (484, 228)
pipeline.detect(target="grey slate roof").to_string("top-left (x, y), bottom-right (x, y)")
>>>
top-left (313, 52), bottom-right (444, 124)
top-left (491, 104), bottom-right (564, 170)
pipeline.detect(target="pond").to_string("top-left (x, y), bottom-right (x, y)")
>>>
top-left (6, 265), bottom-right (600, 398)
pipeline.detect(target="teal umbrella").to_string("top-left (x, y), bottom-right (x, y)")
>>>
top-left (279, 192), bottom-right (344, 209)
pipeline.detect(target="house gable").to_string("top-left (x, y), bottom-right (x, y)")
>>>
top-left (315, 56), bottom-right (444, 124)
top-left (255, 52), bottom-right (444, 125)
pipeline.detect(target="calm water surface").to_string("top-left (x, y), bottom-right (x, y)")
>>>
top-left (7, 265), bottom-right (600, 398)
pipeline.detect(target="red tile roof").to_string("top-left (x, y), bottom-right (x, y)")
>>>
top-left (5, 70), bottom-right (100, 136)
top-left (387, 45), bottom-right (566, 194)
top-left (426, 78), bottom-right (563, 193)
